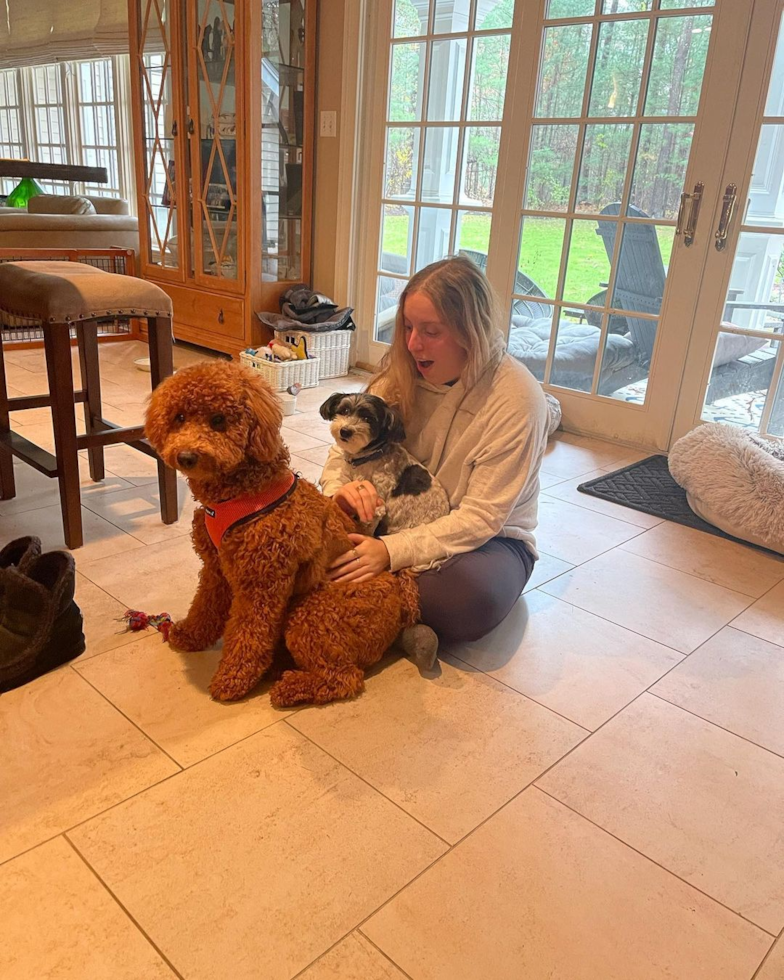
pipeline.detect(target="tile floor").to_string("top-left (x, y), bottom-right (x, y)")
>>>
top-left (1, 341), bottom-right (783, 980)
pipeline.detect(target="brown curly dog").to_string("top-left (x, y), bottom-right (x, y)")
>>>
top-left (145, 360), bottom-right (417, 706)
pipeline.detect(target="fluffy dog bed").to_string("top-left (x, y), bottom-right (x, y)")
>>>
top-left (669, 423), bottom-right (784, 556)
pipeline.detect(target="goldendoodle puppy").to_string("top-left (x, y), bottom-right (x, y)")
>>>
top-left (145, 361), bottom-right (417, 705)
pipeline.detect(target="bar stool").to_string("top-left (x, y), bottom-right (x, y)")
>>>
top-left (0, 260), bottom-right (178, 549)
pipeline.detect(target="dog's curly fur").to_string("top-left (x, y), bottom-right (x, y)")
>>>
top-left (145, 361), bottom-right (418, 706)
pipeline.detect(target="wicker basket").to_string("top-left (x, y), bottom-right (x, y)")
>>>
top-left (274, 328), bottom-right (352, 379)
top-left (239, 349), bottom-right (320, 391)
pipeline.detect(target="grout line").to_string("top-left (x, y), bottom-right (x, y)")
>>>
top-left (648, 691), bottom-right (784, 762)
top-left (357, 931), bottom-right (416, 979)
top-left (533, 786), bottom-right (776, 939)
top-left (539, 489), bottom-right (663, 531)
top-left (751, 926), bottom-right (782, 980)
top-left (62, 835), bottom-right (187, 980)
top-left (68, 664), bottom-right (183, 771)
top-left (283, 720), bottom-right (451, 847)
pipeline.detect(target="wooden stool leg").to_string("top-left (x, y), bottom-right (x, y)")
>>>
top-left (77, 321), bottom-right (105, 482)
top-left (0, 334), bottom-right (16, 500)
top-left (147, 315), bottom-right (177, 525)
top-left (45, 324), bottom-right (82, 549)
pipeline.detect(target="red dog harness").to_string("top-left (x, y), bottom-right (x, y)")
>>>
top-left (204, 471), bottom-right (298, 549)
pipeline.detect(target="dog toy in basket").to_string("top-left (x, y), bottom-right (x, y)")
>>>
top-left (120, 609), bottom-right (173, 641)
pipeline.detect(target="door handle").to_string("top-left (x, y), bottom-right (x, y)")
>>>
top-left (715, 183), bottom-right (738, 251)
top-left (675, 181), bottom-right (704, 246)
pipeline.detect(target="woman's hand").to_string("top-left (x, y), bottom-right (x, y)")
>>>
top-left (332, 480), bottom-right (383, 523)
top-left (329, 533), bottom-right (391, 584)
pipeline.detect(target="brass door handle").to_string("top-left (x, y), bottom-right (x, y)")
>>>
top-left (675, 181), bottom-right (704, 246)
top-left (715, 183), bottom-right (738, 251)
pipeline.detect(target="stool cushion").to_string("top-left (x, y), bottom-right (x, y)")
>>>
top-left (0, 261), bottom-right (172, 323)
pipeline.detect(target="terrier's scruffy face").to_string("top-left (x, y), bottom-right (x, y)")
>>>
top-left (319, 393), bottom-right (405, 457)
top-left (145, 362), bottom-right (283, 481)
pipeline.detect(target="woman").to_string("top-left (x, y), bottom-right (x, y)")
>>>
top-left (320, 255), bottom-right (549, 646)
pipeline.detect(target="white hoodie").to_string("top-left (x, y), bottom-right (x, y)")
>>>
top-left (320, 345), bottom-right (549, 572)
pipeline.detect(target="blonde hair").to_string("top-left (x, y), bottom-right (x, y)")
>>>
top-left (369, 255), bottom-right (503, 422)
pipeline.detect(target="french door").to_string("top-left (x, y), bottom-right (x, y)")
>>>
top-left (356, 0), bottom-right (771, 450)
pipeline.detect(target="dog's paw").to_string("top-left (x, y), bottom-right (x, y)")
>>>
top-left (269, 670), bottom-right (317, 708)
top-left (169, 622), bottom-right (209, 652)
top-left (209, 668), bottom-right (254, 702)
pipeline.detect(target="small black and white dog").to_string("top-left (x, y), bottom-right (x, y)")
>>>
top-left (319, 392), bottom-right (450, 536)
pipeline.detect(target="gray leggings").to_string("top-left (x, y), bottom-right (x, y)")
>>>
top-left (417, 537), bottom-right (536, 644)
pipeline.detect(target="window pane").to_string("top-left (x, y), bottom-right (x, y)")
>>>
top-left (524, 124), bottom-right (579, 212)
top-left (609, 221), bottom-right (667, 316)
top-left (588, 19), bottom-right (649, 117)
top-left (660, 0), bottom-right (713, 9)
top-left (384, 127), bottom-right (419, 199)
top-left (722, 232), bottom-right (784, 334)
top-left (563, 217), bottom-right (611, 305)
top-left (456, 210), bottom-right (492, 258)
top-left (602, 0), bottom-right (651, 10)
top-left (518, 215), bottom-right (566, 299)
top-left (598, 314), bottom-right (653, 399)
top-left (427, 38), bottom-right (467, 122)
top-left (376, 275), bottom-right (406, 344)
top-left (393, 0), bottom-right (429, 38)
top-left (475, 0), bottom-right (514, 31)
top-left (459, 126), bottom-right (500, 205)
top-left (433, 0), bottom-right (471, 35)
top-left (747, 128), bottom-right (784, 229)
top-left (702, 333), bottom-right (780, 432)
top-left (389, 42), bottom-right (425, 121)
top-left (764, 12), bottom-right (784, 115)
top-left (422, 126), bottom-right (459, 203)
top-left (415, 206), bottom-right (453, 269)
top-left (550, 309), bottom-right (601, 391)
top-left (645, 15), bottom-right (712, 116)
top-left (381, 205), bottom-right (413, 276)
top-left (768, 363), bottom-right (784, 437)
top-left (534, 24), bottom-right (592, 118)
top-left (630, 123), bottom-right (694, 220)
top-left (575, 123), bottom-right (633, 214)
top-left (547, 0), bottom-right (595, 16)
top-left (468, 33), bottom-right (511, 121)
top-left (508, 304), bottom-right (557, 383)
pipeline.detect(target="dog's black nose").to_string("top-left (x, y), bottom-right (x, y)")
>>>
top-left (177, 451), bottom-right (199, 470)
top-left (339, 428), bottom-right (353, 440)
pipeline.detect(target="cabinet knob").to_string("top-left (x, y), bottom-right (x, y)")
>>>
top-left (218, 309), bottom-right (224, 324)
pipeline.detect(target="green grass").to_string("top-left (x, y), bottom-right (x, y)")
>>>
top-left (382, 213), bottom-right (675, 307)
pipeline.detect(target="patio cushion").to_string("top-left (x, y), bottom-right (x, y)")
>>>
top-left (507, 315), bottom-right (637, 383)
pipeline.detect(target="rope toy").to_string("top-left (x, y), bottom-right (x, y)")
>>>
top-left (120, 609), bottom-right (173, 641)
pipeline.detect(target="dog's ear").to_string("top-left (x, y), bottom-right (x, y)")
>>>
top-left (144, 378), bottom-right (173, 453)
top-left (319, 392), bottom-right (345, 421)
top-left (383, 403), bottom-right (406, 443)
top-left (242, 373), bottom-right (283, 463)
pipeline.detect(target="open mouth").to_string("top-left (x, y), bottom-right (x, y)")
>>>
top-left (416, 360), bottom-right (434, 372)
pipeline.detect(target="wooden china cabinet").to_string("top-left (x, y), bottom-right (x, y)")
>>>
top-left (128, 0), bottom-right (315, 355)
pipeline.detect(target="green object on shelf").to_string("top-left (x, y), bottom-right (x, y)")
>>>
top-left (6, 176), bottom-right (44, 209)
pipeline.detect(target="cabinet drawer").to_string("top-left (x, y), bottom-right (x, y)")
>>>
top-left (163, 284), bottom-right (245, 343)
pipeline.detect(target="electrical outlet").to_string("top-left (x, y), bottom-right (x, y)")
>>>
top-left (320, 110), bottom-right (337, 138)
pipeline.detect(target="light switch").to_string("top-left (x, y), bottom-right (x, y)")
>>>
top-left (320, 110), bottom-right (337, 138)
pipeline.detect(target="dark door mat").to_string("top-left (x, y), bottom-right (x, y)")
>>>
top-left (577, 454), bottom-right (780, 556)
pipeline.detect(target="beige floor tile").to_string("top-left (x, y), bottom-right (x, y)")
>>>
top-left (0, 458), bottom-right (132, 517)
top-left (69, 724), bottom-right (445, 980)
top-left (755, 935), bottom-right (784, 980)
top-left (541, 549), bottom-right (752, 653)
top-left (0, 502), bottom-right (143, 564)
top-left (75, 572), bottom-right (141, 661)
top-left (540, 432), bottom-right (634, 479)
top-left (537, 470), bottom-right (567, 490)
top-left (536, 495), bottom-right (643, 564)
top-left (0, 837), bottom-right (176, 980)
top-left (538, 694), bottom-right (784, 933)
top-left (292, 453), bottom-right (326, 485)
top-left (92, 444), bottom-right (161, 485)
top-left (544, 469), bottom-right (664, 528)
top-left (78, 536), bottom-right (202, 623)
top-left (82, 481), bottom-right (195, 545)
top-left (283, 409), bottom-right (332, 433)
top-left (652, 627), bottom-right (784, 757)
top-left (282, 427), bottom-right (331, 453)
top-left (300, 933), bottom-right (406, 980)
top-left (622, 522), bottom-right (784, 598)
top-left (598, 450), bottom-right (652, 472)
top-left (75, 633), bottom-right (292, 767)
top-left (290, 656), bottom-right (585, 843)
top-left (732, 581), bottom-right (784, 648)
top-left (364, 788), bottom-right (769, 980)
top-left (522, 551), bottom-right (574, 593)
top-left (457, 591), bottom-right (682, 730)
top-left (0, 669), bottom-right (178, 866)
top-left (298, 442), bottom-right (332, 466)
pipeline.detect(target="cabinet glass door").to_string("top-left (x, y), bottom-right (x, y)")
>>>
top-left (262, 0), bottom-right (306, 282)
top-left (194, 0), bottom-right (242, 284)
